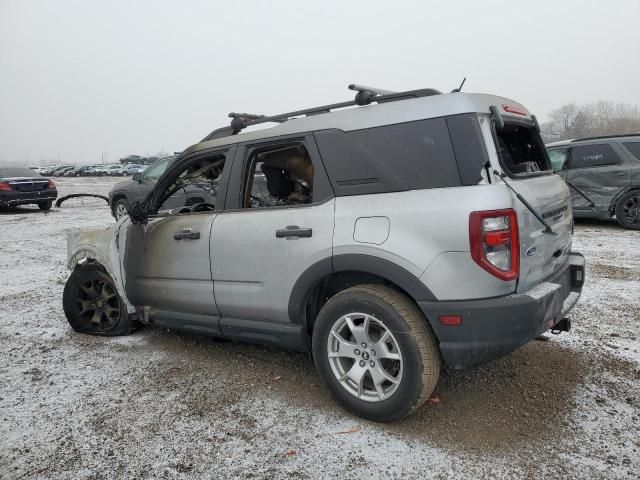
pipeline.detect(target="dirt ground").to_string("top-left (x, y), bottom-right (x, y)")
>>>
top-left (1, 177), bottom-right (639, 479)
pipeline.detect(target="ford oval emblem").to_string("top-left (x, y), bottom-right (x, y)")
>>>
top-left (526, 247), bottom-right (537, 257)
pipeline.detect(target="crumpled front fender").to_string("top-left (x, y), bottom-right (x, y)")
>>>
top-left (66, 225), bottom-right (135, 313)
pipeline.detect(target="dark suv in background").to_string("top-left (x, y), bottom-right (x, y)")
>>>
top-left (547, 134), bottom-right (640, 229)
top-left (108, 156), bottom-right (176, 219)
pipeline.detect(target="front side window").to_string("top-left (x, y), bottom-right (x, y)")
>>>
top-left (143, 158), bottom-right (172, 181)
top-left (243, 144), bottom-right (315, 208)
top-left (623, 142), bottom-right (640, 160)
top-left (547, 148), bottom-right (568, 171)
top-left (567, 144), bottom-right (620, 169)
top-left (155, 154), bottom-right (226, 214)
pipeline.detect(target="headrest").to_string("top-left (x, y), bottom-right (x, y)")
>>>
top-left (261, 165), bottom-right (293, 198)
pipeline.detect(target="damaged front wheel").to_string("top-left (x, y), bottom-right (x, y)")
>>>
top-left (63, 264), bottom-right (137, 336)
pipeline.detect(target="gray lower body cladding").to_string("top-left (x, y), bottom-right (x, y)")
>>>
top-left (419, 252), bottom-right (585, 369)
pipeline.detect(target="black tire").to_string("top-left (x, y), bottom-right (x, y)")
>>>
top-left (312, 284), bottom-right (440, 422)
top-left (63, 263), bottom-right (137, 336)
top-left (38, 200), bottom-right (52, 211)
top-left (615, 190), bottom-right (640, 230)
top-left (112, 198), bottom-right (130, 220)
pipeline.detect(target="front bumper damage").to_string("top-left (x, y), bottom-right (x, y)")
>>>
top-left (419, 252), bottom-right (585, 369)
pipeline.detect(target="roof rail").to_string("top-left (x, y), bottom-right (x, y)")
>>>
top-left (572, 133), bottom-right (640, 142)
top-left (201, 84), bottom-right (441, 142)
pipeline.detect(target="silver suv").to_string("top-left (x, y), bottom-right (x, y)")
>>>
top-left (63, 85), bottom-right (585, 422)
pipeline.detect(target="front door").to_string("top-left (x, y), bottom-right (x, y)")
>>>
top-left (565, 143), bottom-right (630, 212)
top-left (122, 150), bottom-right (230, 319)
top-left (211, 138), bottom-right (335, 324)
top-left (123, 214), bottom-right (218, 316)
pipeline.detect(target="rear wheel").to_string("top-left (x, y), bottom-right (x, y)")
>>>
top-left (63, 263), bottom-right (137, 336)
top-left (312, 285), bottom-right (440, 422)
top-left (615, 191), bottom-right (640, 230)
top-left (38, 200), bottom-right (52, 211)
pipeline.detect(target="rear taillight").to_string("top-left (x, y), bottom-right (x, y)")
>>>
top-left (47, 179), bottom-right (56, 188)
top-left (0, 181), bottom-right (11, 191)
top-left (469, 209), bottom-right (519, 281)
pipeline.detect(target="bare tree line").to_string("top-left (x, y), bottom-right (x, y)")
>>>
top-left (541, 101), bottom-right (640, 142)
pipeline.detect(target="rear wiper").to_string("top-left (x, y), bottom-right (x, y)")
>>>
top-left (492, 170), bottom-right (556, 236)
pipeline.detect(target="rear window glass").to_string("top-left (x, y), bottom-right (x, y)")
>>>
top-left (495, 124), bottom-right (550, 175)
top-left (623, 142), bottom-right (640, 160)
top-left (568, 144), bottom-right (619, 169)
top-left (0, 168), bottom-right (39, 177)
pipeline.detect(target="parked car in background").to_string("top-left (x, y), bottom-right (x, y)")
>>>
top-left (118, 164), bottom-right (145, 176)
top-left (0, 167), bottom-right (57, 210)
top-left (93, 164), bottom-right (123, 176)
top-left (45, 165), bottom-right (73, 176)
top-left (547, 134), bottom-right (640, 229)
top-left (53, 166), bottom-right (76, 176)
top-left (64, 165), bottom-right (94, 177)
top-left (108, 156), bottom-right (176, 219)
top-left (67, 85), bottom-right (584, 421)
top-left (82, 166), bottom-right (103, 176)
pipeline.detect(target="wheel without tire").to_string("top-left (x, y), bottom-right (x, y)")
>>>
top-left (312, 284), bottom-right (440, 422)
top-left (113, 199), bottom-right (130, 220)
top-left (63, 263), bottom-right (137, 336)
top-left (615, 191), bottom-right (640, 230)
top-left (38, 200), bottom-right (52, 211)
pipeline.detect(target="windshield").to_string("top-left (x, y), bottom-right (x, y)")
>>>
top-left (0, 168), bottom-right (39, 178)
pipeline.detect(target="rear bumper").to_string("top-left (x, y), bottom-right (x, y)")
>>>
top-left (419, 252), bottom-right (585, 369)
top-left (0, 189), bottom-right (57, 207)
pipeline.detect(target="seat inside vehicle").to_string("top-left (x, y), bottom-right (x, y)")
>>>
top-left (247, 144), bottom-right (314, 207)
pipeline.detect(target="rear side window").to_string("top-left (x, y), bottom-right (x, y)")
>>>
top-left (314, 118), bottom-right (460, 196)
top-left (547, 149), bottom-right (568, 171)
top-left (567, 144), bottom-right (620, 169)
top-left (495, 124), bottom-right (550, 175)
top-left (623, 142), bottom-right (640, 160)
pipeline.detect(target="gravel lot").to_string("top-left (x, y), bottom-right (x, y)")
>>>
top-left (1, 177), bottom-right (639, 479)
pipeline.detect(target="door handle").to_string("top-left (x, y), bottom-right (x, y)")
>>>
top-left (173, 230), bottom-right (200, 240)
top-left (276, 226), bottom-right (313, 238)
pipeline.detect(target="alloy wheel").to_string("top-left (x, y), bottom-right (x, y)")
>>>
top-left (73, 277), bottom-right (121, 332)
top-left (115, 203), bottom-right (128, 220)
top-left (622, 194), bottom-right (640, 225)
top-left (327, 313), bottom-right (403, 402)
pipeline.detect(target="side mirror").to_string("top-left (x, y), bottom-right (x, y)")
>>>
top-left (129, 202), bottom-right (147, 224)
top-left (132, 172), bottom-right (142, 182)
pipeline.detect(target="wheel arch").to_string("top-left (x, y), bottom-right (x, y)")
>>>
top-left (609, 186), bottom-right (640, 215)
top-left (288, 254), bottom-right (438, 335)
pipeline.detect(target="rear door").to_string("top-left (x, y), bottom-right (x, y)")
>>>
top-left (210, 136), bottom-right (335, 324)
top-left (565, 143), bottom-right (630, 212)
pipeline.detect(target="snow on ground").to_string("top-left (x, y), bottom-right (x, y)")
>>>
top-left (1, 177), bottom-right (639, 479)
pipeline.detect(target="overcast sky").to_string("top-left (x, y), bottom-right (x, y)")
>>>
top-left (1, 0), bottom-right (639, 166)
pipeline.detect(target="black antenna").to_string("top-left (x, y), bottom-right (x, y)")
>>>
top-left (451, 77), bottom-right (467, 93)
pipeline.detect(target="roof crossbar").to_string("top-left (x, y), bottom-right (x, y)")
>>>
top-left (201, 84), bottom-right (442, 142)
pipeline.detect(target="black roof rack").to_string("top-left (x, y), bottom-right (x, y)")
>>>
top-left (571, 133), bottom-right (640, 142)
top-left (201, 84), bottom-right (441, 142)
